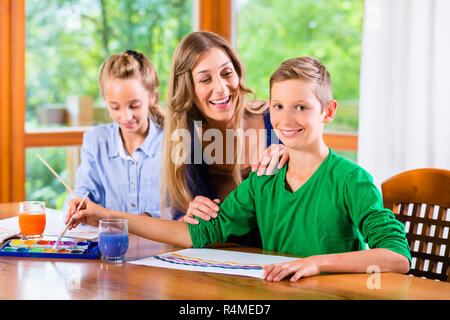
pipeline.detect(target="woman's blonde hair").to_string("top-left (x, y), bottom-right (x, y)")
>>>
top-left (98, 50), bottom-right (164, 127)
top-left (161, 31), bottom-right (264, 215)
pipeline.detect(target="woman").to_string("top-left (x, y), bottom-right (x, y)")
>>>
top-left (67, 33), bottom-right (286, 246)
top-left (161, 31), bottom-right (286, 246)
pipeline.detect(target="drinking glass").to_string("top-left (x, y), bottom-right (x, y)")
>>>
top-left (98, 219), bottom-right (129, 263)
top-left (18, 201), bottom-right (46, 239)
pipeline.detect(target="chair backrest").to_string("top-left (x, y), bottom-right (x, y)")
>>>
top-left (381, 168), bottom-right (450, 282)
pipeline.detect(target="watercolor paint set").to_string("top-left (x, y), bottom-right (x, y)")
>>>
top-left (0, 239), bottom-right (100, 259)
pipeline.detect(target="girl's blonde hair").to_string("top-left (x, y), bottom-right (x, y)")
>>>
top-left (161, 31), bottom-right (265, 215)
top-left (98, 50), bottom-right (164, 127)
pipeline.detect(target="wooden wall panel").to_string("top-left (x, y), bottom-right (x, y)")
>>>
top-left (0, 0), bottom-right (12, 202)
top-left (199, 0), bottom-right (231, 42)
top-left (10, 0), bottom-right (26, 201)
top-left (324, 133), bottom-right (358, 152)
top-left (24, 131), bottom-right (84, 148)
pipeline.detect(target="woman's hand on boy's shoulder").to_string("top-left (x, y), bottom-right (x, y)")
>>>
top-left (263, 256), bottom-right (321, 282)
top-left (251, 144), bottom-right (289, 176)
top-left (181, 196), bottom-right (221, 225)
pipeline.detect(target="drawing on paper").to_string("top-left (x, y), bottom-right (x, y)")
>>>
top-left (153, 252), bottom-right (263, 270)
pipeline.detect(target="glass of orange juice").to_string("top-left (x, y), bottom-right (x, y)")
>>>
top-left (18, 201), bottom-right (46, 239)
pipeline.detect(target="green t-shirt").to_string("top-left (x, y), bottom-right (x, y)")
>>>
top-left (189, 149), bottom-right (411, 263)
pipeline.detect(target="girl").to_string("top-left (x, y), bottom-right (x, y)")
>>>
top-left (64, 50), bottom-right (166, 218)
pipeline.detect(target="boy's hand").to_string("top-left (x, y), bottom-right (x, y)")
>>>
top-left (182, 196), bottom-right (220, 225)
top-left (251, 144), bottom-right (289, 176)
top-left (263, 257), bottom-right (321, 282)
top-left (65, 198), bottom-right (109, 229)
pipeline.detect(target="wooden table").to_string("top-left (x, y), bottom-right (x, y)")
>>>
top-left (1, 202), bottom-right (449, 300)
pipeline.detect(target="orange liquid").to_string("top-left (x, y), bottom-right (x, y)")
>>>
top-left (19, 212), bottom-right (46, 236)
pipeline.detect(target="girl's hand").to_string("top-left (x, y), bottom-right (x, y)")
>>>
top-left (251, 144), bottom-right (289, 176)
top-left (65, 198), bottom-right (110, 229)
top-left (263, 257), bottom-right (321, 282)
top-left (182, 196), bottom-right (221, 225)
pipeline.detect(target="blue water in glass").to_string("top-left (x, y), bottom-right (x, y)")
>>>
top-left (98, 231), bottom-right (129, 261)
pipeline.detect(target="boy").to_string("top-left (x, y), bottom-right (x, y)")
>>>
top-left (67, 57), bottom-right (411, 282)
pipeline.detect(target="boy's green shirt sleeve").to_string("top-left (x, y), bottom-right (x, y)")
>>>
top-left (188, 173), bottom-right (258, 248)
top-left (343, 169), bottom-right (411, 264)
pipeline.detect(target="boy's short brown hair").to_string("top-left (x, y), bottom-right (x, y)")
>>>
top-left (269, 56), bottom-right (332, 111)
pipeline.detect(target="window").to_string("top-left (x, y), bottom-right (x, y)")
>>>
top-left (26, 147), bottom-right (79, 209)
top-left (25, 0), bottom-right (192, 207)
top-left (2, 0), bottom-right (360, 202)
top-left (235, 0), bottom-right (363, 161)
top-left (26, 0), bottom-right (192, 130)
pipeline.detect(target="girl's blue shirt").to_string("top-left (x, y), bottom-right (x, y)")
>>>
top-left (63, 118), bottom-right (165, 218)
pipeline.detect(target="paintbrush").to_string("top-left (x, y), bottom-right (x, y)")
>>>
top-left (36, 153), bottom-right (79, 199)
top-left (53, 191), bottom-right (89, 251)
top-left (35, 153), bottom-right (89, 250)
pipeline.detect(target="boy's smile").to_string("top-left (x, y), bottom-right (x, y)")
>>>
top-left (279, 128), bottom-right (303, 138)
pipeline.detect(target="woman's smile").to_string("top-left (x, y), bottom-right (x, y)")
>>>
top-left (209, 95), bottom-right (232, 109)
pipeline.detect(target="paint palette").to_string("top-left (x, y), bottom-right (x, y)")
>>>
top-left (0, 239), bottom-right (100, 259)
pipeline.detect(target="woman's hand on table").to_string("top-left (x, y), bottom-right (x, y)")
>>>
top-left (252, 144), bottom-right (289, 176)
top-left (182, 196), bottom-right (221, 225)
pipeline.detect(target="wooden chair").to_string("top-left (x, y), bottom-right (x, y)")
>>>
top-left (381, 168), bottom-right (450, 282)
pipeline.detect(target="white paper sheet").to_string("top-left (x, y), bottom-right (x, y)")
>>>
top-left (128, 248), bottom-right (299, 279)
top-left (0, 208), bottom-right (98, 240)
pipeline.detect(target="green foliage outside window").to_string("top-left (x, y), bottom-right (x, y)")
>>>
top-left (25, 0), bottom-right (363, 208)
top-left (25, 0), bottom-right (192, 208)
top-left (26, 148), bottom-right (70, 210)
top-left (236, 0), bottom-right (363, 134)
top-left (26, 0), bottom-right (192, 129)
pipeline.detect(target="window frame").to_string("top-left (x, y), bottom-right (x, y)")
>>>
top-left (0, 0), bottom-right (357, 202)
